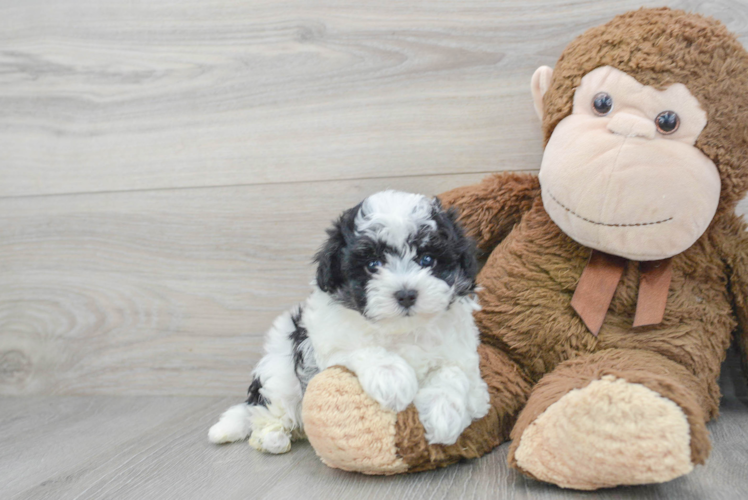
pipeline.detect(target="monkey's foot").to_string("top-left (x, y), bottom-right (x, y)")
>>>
top-left (301, 367), bottom-right (501, 475)
top-left (511, 375), bottom-right (696, 489)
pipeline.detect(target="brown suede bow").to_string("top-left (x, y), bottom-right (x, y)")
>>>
top-left (571, 250), bottom-right (672, 336)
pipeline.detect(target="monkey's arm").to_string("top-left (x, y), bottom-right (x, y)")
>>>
top-left (720, 214), bottom-right (748, 378)
top-left (438, 172), bottom-right (540, 254)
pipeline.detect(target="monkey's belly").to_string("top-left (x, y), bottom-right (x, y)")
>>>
top-left (474, 209), bottom-right (735, 394)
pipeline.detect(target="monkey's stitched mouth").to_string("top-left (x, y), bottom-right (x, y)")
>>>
top-left (547, 191), bottom-right (673, 227)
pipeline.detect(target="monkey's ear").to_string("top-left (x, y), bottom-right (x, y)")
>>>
top-left (531, 66), bottom-right (554, 121)
top-left (314, 204), bottom-right (359, 293)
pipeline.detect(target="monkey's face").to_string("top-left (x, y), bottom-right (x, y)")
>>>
top-left (536, 66), bottom-right (721, 261)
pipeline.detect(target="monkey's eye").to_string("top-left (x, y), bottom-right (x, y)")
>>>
top-left (655, 111), bottom-right (680, 134)
top-left (419, 254), bottom-right (435, 268)
top-left (366, 260), bottom-right (382, 273)
top-left (592, 92), bottom-right (613, 116)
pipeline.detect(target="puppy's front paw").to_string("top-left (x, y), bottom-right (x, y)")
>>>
top-left (358, 359), bottom-right (418, 412)
top-left (415, 389), bottom-right (471, 445)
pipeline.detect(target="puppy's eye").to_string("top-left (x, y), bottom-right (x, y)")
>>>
top-left (366, 260), bottom-right (382, 273)
top-left (592, 92), bottom-right (613, 116)
top-left (419, 254), bottom-right (435, 267)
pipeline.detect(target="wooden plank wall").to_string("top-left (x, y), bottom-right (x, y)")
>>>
top-left (1, 0), bottom-right (747, 396)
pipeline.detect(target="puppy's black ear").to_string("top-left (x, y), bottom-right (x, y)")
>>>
top-left (431, 196), bottom-right (444, 211)
top-left (433, 197), bottom-right (478, 293)
top-left (448, 207), bottom-right (479, 281)
top-left (314, 203), bottom-right (360, 293)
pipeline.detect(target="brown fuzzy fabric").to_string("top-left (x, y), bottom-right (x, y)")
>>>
top-left (465, 196), bottom-right (737, 415)
top-left (302, 366), bottom-right (408, 475)
top-left (438, 173), bottom-right (540, 253)
top-left (542, 7), bottom-right (748, 215)
top-left (716, 213), bottom-right (748, 380)
top-left (506, 349), bottom-right (711, 473)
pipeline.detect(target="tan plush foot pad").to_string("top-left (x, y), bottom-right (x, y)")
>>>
top-left (513, 375), bottom-right (693, 490)
top-left (302, 367), bottom-right (408, 475)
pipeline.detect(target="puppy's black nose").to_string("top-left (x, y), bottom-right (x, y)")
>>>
top-left (395, 289), bottom-right (418, 308)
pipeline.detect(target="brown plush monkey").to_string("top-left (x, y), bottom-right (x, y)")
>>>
top-left (301, 8), bottom-right (748, 489)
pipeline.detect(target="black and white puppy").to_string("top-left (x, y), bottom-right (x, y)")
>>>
top-left (208, 190), bottom-right (489, 453)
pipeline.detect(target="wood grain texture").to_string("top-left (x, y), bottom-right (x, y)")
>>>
top-left (1, 0), bottom-right (747, 198)
top-left (1, 0), bottom-right (748, 398)
top-left (1, 383), bottom-right (746, 500)
top-left (0, 173), bottom-right (493, 396)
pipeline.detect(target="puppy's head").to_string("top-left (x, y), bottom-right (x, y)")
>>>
top-left (314, 190), bottom-right (477, 327)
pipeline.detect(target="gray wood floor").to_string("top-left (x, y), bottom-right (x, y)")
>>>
top-left (2, 350), bottom-right (747, 500)
top-left (2, 0), bottom-right (748, 498)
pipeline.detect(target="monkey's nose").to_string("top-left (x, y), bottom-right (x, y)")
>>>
top-left (607, 112), bottom-right (656, 139)
top-left (395, 289), bottom-right (418, 309)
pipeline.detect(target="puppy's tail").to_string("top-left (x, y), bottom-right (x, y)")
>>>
top-left (208, 403), bottom-right (253, 444)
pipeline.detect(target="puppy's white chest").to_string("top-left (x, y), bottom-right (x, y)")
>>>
top-left (391, 343), bottom-right (439, 381)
